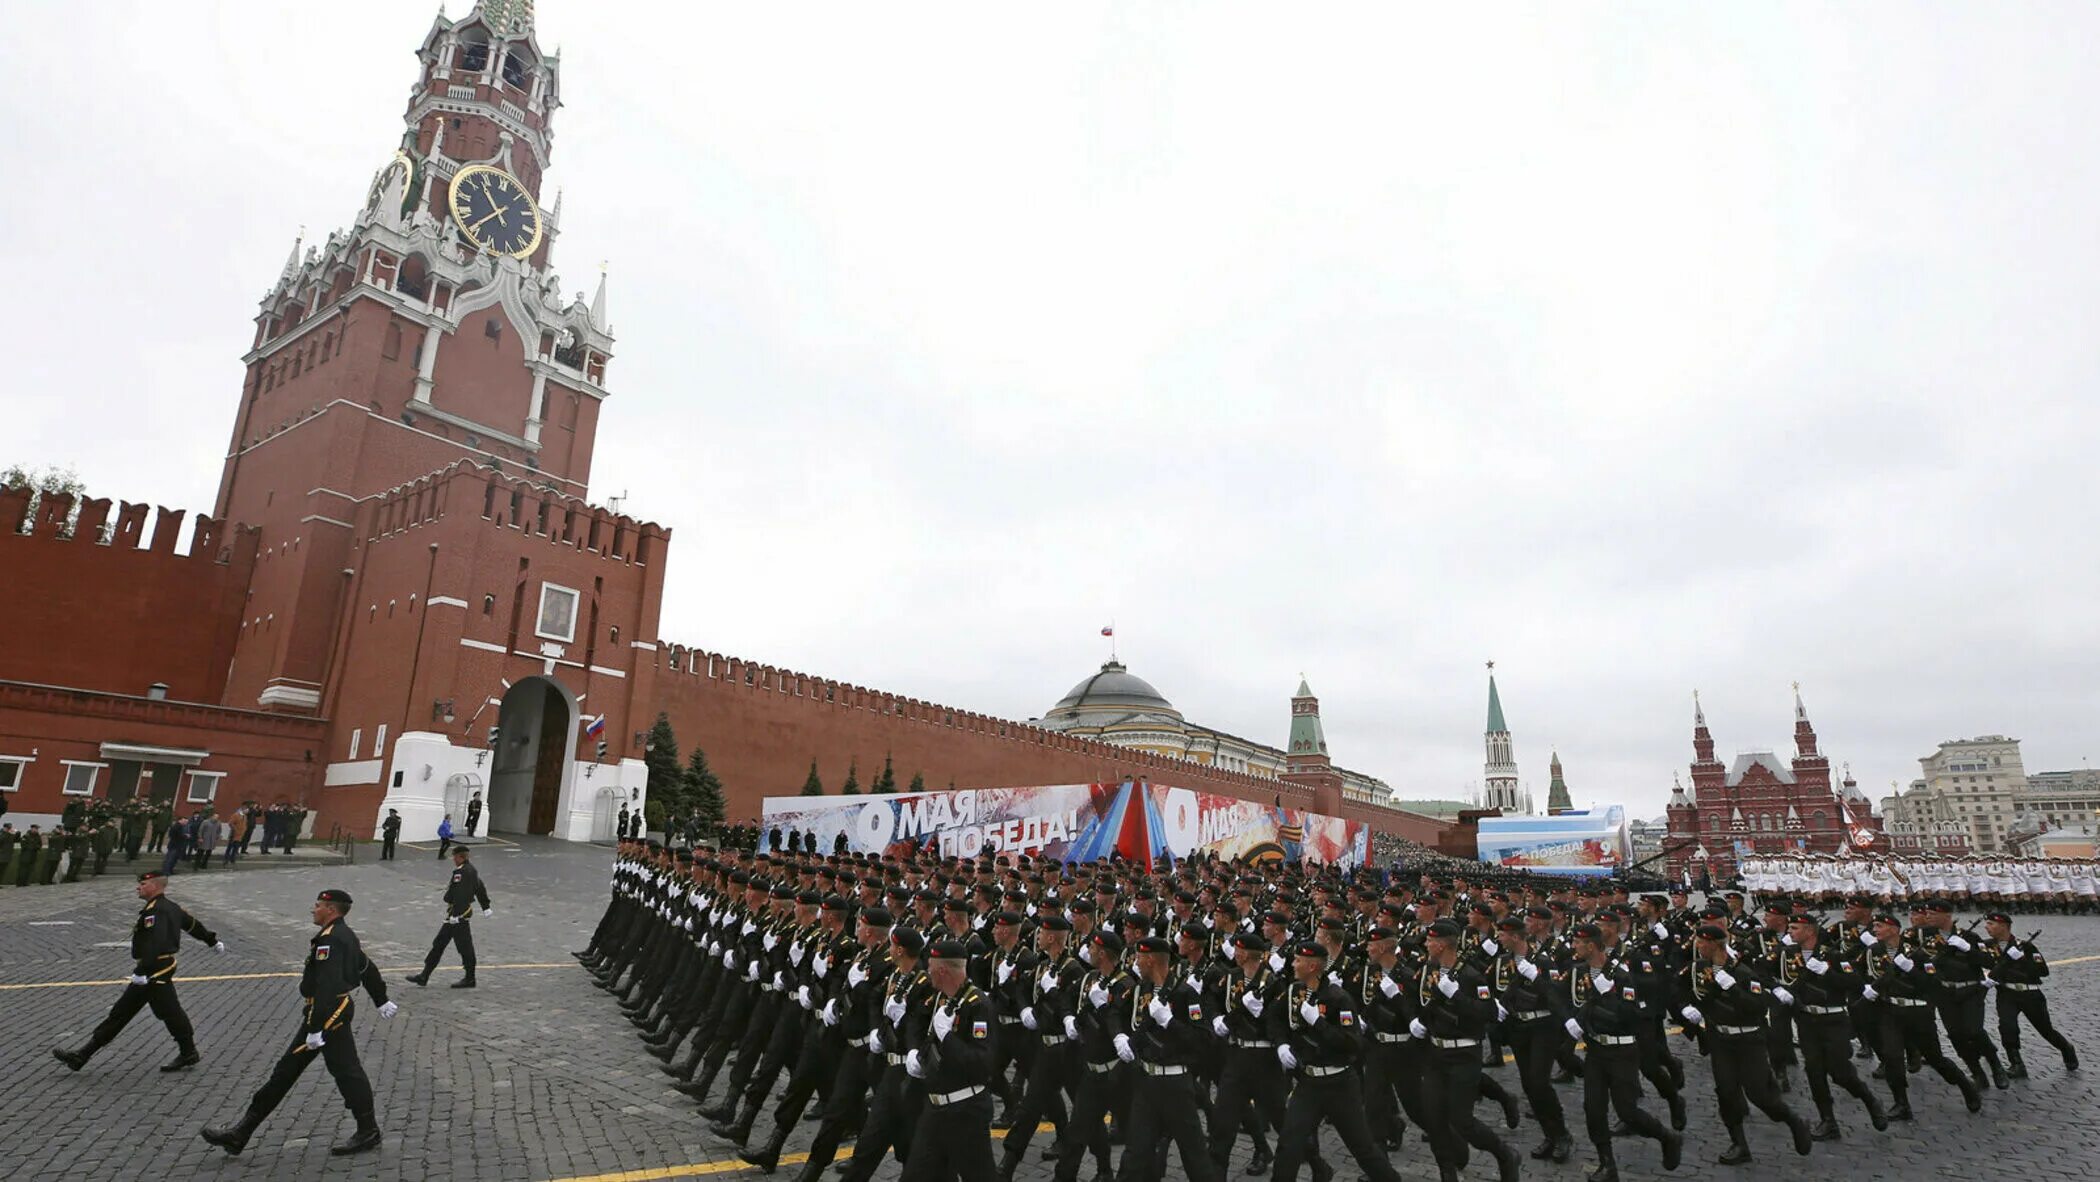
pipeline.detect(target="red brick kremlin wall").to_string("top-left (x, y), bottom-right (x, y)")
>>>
top-left (644, 644), bottom-right (1447, 846)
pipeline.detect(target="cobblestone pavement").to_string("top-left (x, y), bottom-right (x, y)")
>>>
top-left (2, 840), bottom-right (2096, 1182)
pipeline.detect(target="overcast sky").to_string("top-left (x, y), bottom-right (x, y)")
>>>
top-left (6, 2), bottom-right (2098, 817)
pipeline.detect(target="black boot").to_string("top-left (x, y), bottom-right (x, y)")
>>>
top-left (1586, 1144), bottom-right (1619, 1182)
top-left (1786, 1110), bottom-right (1813, 1155)
top-left (1958, 1075), bottom-right (1982, 1112)
top-left (1809, 1117), bottom-right (1840, 1142)
top-left (452, 975), bottom-right (477, 989)
top-left (1989, 1056), bottom-right (2011, 1089)
top-left (1887, 1101), bottom-right (1914, 1122)
top-left (1668, 1090), bottom-right (1687, 1130)
top-left (52, 1042), bottom-right (97, 1071)
top-left (407, 973), bottom-right (429, 987)
top-left (201, 1111), bottom-right (264, 1155)
top-left (2006, 1051), bottom-right (2028, 1079)
top-left (1244, 1144), bottom-right (1273, 1176)
top-left (1661, 1128), bottom-right (1683, 1170)
top-left (1863, 1091), bottom-right (1888, 1132)
top-left (1493, 1140), bottom-right (1521, 1182)
top-left (1718, 1140), bottom-right (1752, 1166)
top-left (160, 1047), bottom-right (202, 1072)
top-left (2064, 1044), bottom-right (2080, 1071)
top-left (332, 1112), bottom-right (383, 1155)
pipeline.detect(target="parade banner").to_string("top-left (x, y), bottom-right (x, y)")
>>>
top-left (1474, 806), bottom-right (1628, 876)
top-left (760, 780), bottom-right (1368, 870)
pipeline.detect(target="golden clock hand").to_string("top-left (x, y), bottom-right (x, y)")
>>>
top-left (468, 204), bottom-right (511, 232)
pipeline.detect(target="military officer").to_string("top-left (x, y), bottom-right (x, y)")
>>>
top-left (1980, 912), bottom-right (2078, 1076)
top-left (1564, 921), bottom-right (1682, 1181)
top-left (53, 869), bottom-right (226, 1072)
top-left (1675, 923), bottom-right (1813, 1163)
top-left (407, 844), bottom-right (492, 988)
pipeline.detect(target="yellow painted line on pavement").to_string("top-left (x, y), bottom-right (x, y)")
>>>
top-left (0, 962), bottom-right (574, 991)
top-left (547, 1124), bottom-right (1053, 1182)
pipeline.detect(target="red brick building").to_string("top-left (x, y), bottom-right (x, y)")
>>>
top-left (0, 3), bottom-right (1445, 849)
top-left (1663, 689), bottom-right (1883, 883)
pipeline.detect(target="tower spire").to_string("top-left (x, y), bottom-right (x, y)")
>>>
top-left (472, 0), bottom-right (535, 36)
top-left (591, 261), bottom-right (610, 329)
top-left (1482, 662), bottom-right (1521, 813)
top-left (1546, 750), bottom-right (1571, 814)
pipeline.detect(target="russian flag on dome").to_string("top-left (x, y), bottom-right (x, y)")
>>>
top-left (1100, 625), bottom-right (1114, 636)
top-left (584, 714), bottom-right (606, 737)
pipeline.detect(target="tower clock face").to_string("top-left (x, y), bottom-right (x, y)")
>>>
top-left (448, 164), bottom-right (543, 257)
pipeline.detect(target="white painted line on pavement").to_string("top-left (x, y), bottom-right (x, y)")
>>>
top-left (28, 921), bottom-right (74, 926)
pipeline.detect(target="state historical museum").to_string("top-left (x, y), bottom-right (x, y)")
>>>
top-left (0, 3), bottom-right (1440, 851)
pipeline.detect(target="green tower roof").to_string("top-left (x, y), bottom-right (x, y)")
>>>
top-left (1486, 673), bottom-right (1508, 734)
top-left (1289, 679), bottom-right (1326, 756)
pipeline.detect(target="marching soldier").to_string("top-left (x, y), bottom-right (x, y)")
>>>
top-left (1050, 930), bottom-right (1134, 1182)
top-left (407, 844), bottom-right (492, 988)
top-left (201, 888), bottom-right (397, 1156)
top-left (1415, 918), bottom-right (1522, 1182)
top-left (1114, 934), bottom-right (1220, 1182)
top-left (840, 926), bottom-right (935, 1182)
top-left (1563, 921), bottom-right (1683, 1181)
top-left (1915, 902), bottom-right (2011, 1090)
top-left (1856, 913), bottom-right (1981, 1117)
top-left (1675, 922), bottom-right (1813, 1163)
top-left (1499, 916), bottom-right (1575, 1163)
top-left (1267, 941), bottom-right (1404, 1182)
top-left (53, 869), bottom-right (226, 1072)
top-left (1769, 911), bottom-right (1887, 1140)
top-left (897, 938), bottom-right (999, 1181)
top-left (1980, 912), bottom-right (2078, 1076)
top-left (995, 915), bottom-right (1083, 1180)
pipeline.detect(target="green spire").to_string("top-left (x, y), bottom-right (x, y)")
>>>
top-left (1288, 678), bottom-right (1326, 757)
top-left (1546, 750), bottom-right (1572, 813)
top-left (1486, 670), bottom-right (1507, 734)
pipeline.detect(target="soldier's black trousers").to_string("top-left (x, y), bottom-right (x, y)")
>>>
top-left (421, 918), bottom-right (477, 976)
top-left (840, 1058), bottom-right (920, 1182)
top-left (1995, 988), bottom-right (2074, 1058)
top-left (1421, 1042), bottom-right (1508, 1171)
top-left (1271, 1070), bottom-right (1403, 1182)
top-left (1582, 1043), bottom-right (1668, 1150)
top-left (1872, 1002), bottom-right (1968, 1105)
top-left (90, 974), bottom-right (197, 1054)
top-left (1792, 1012), bottom-right (1875, 1117)
top-left (998, 1037), bottom-right (1073, 1161)
top-left (1511, 1020), bottom-right (1568, 1139)
top-left (1116, 1071), bottom-right (1218, 1182)
top-left (243, 1014), bottom-right (375, 1122)
top-left (1706, 1032), bottom-right (1795, 1133)
top-left (1934, 986), bottom-right (2001, 1076)
top-left (1051, 1061), bottom-right (1124, 1182)
top-left (1207, 1045), bottom-right (1295, 1167)
top-left (900, 1090), bottom-right (997, 1182)
top-left (755, 1025), bottom-right (843, 1151)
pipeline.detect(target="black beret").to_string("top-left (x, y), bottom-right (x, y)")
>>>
top-left (890, 928), bottom-right (926, 955)
top-left (772, 884), bottom-right (796, 900)
top-left (1494, 916), bottom-right (1523, 932)
top-left (993, 910), bottom-right (1024, 926)
top-left (1038, 915), bottom-right (1072, 932)
top-left (1135, 935), bottom-right (1173, 955)
top-left (730, 871), bottom-right (752, 885)
top-left (1316, 916), bottom-right (1347, 932)
top-left (1926, 900), bottom-right (1953, 913)
top-left (138, 870), bottom-right (166, 882)
top-left (885, 885), bottom-right (912, 900)
top-left (797, 890), bottom-right (823, 905)
top-left (1763, 901), bottom-right (1790, 916)
top-left (317, 888), bottom-right (353, 909)
top-left (942, 897), bottom-right (970, 912)
top-left (1846, 895), bottom-right (1876, 907)
top-left (1178, 921), bottom-right (1208, 940)
top-left (1571, 923), bottom-right (1604, 941)
top-left (927, 938), bottom-right (970, 960)
top-left (1261, 910), bottom-right (1290, 927)
top-left (1120, 910), bottom-right (1150, 929)
top-left (859, 906), bottom-right (895, 928)
top-left (1425, 919), bottom-right (1462, 940)
top-left (1525, 906), bottom-right (1554, 921)
top-left (1068, 899), bottom-right (1096, 915)
top-left (822, 894), bottom-right (853, 913)
top-left (1469, 902), bottom-right (1495, 916)
top-left (1091, 930), bottom-right (1125, 955)
top-left (1366, 925), bottom-right (1398, 941)
top-left (1213, 902), bottom-right (1241, 921)
top-left (1236, 932), bottom-right (1270, 952)
top-left (1872, 913), bottom-right (1900, 927)
top-left (1985, 912), bottom-right (2012, 924)
top-left (1696, 924), bottom-right (1730, 942)
top-left (1293, 941), bottom-right (1328, 960)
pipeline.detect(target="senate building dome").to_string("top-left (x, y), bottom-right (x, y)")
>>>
top-left (1047, 660), bottom-right (1183, 720)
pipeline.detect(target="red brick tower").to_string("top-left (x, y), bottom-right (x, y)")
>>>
top-left (1280, 678), bottom-right (1344, 816)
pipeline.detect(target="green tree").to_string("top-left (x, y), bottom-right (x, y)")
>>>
top-left (801, 759), bottom-right (824, 796)
top-left (872, 754), bottom-right (897, 796)
top-left (643, 712), bottom-right (684, 814)
top-left (3, 463), bottom-right (92, 539)
top-left (685, 744), bottom-right (726, 836)
top-left (839, 759), bottom-right (861, 796)
top-left (907, 772), bottom-right (926, 794)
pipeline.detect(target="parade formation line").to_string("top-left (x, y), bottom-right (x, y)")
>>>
top-left (0, 962), bottom-right (574, 991)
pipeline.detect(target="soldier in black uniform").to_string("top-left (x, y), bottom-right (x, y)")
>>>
top-left (1116, 934), bottom-right (1220, 1182)
top-left (898, 938), bottom-right (1000, 1182)
top-left (1203, 932), bottom-right (1303, 1176)
top-left (380, 809), bottom-right (402, 860)
top-left (1979, 912), bottom-right (2078, 1076)
top-left (1415, 918), bottom-right (1522, 1182)
top-left (1050, 930), bottom-right (1134, 1182)
top-left (1563, 921), bottom-right (1682, 1181)
top-left (1497, 915), bottom-right (1574, 1163)
top-left (407, 844), bottom-right (492, 988)
top-left (1267, 941), bottom-right (1404, 1182)
top-left (1918, 902), bottom-right (2011, 1089)
top-left (995, 915), bottom-right (1083, 1180)
top-left (201, 888), bottom-right (397, 1156)
top-left (1768, 911), bottom-right (1886, 1140)
top-left (1675, 923), bottom-right (1813, 1163)
top-left (1855, 913), bottom-right (1980, 1117)
top-left (778, 906), bottom-right (898, 1182)
top-left (53, 869), bottom-right (226, 1072)
top-left (840, 925), bottom-right (935, 1182)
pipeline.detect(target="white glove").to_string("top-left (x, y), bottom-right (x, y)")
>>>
top-left (1772, 987), bottom-right (1795, 1006)
top-left (1436, 974), bottom-right (1460, 998)
top-left (1326, 971), bottom-right (1343, 989)
top-left (1379, 975), bottom-right (1401, 998)
top-left (1805, 956), bottom-right (1829, 975)
top-left (848, 963), bottom-right (868, 988)
top-left (1409, 1017), bottom-right (1429, 1039)
top-left (1781, 933), bottom-right (1796, 946)
top-left (1590, 973), bottom-right (1613, 996)
top-left (1113, 1033), bottom-right (1135, 1062)
top-left (1982, 975), bottom-right (1998, 990)
top-left (1089, 984), bottom-right (1111, 1008)
top-left (1078, 944), bottom-right (1093, 965)
top-left (1680, 1005), bottom-right (1703, 1025)
top-left (1713, 969), bottom-right (1737, 990)
top-left (814, 954), bottom-right (830, 978)
top-left (1022, 1007), bottom-right (1039, 1030)
top-left (1268, 952), bottom-right (1286, 973)
top-left (1565, 1018), bottom-right (1584, 1040)
top-left (1213, 1015), bottom-right (1230, 1037)
top-left (378, 1001), bottom-right (400, 1019)
top-left (797, 985), bottom-right (813, 1009)
top-left (2006, 946), bottom-right (2026, 960)
top-left (1861, 984), bottom-right (1878, 1001)
top-left (708, 939), bottom-right (721, 956)
top-left (1276, 1044), bottom-right (1299, 1070)
top-left (996, 961), bottom-right (1015, 985)
top-left (1858, 931), bottom-right (1878, 947)
top-left (722, 949), bottom-right (736, 969)
top-left (1299, 998), bottom-right (1321, 1025)
top-left (742, 919), bottom-right (757, 936)
top-left (445, 915), bottom-right (459, 925)
top-left (1947, 935), bottom-right (1971, 952)
top-left (820, 999), bottom-right (839, 1026)
top-left (790, 942), bottom-right (808, 966)
top-left (212, 941), bottom-right (228, 954)
top-left (1038, 969), bottom-right (1056, 994)
top-left (1243, 993), bottom-right (1265, 1017)
top-left (1495, 1001), bottom-right (1509, 1022)
top-left (305, 1031), bottom-right (326, 1051)
top-left (905, 1049), bottom-right (926, 1078)
top-left (1652, 923), bottom-right (1671, 940)
top-left (1516, 958), bottom-right (1540, 981)
top-left (1063, 1015), bottom-right (1080, 1039)
top-left (745, 961), bottom-right (760, 982)
top-left (933, 1006), bottom-right (956, 1041)
top-left (763, 932), bottom-right (779, 952)
top-left (884, 996), bottom-right (906, 1023)
top-left (129, 974), bottom-right (150, 986)
top-left (481, 908), bottom-right (492, 919)
top-left (867, 1029), bottom-right (884, 1054)
top-left (1148, 998), bottom-right (1174, 1027)
top-left (1222, 938), bottom-right (1238, 959)
top-left (1481, 938), bottom-right (1500, 957)
top-left (683, 917), bottom-right (693, 932)
top-left (772, 971), bottom-right (786, 991)
top-left (1894, 954), bottom-right (1915, 973)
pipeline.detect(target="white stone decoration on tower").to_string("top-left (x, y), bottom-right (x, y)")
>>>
top-left (1483, 662), bottom-right (1529, 814)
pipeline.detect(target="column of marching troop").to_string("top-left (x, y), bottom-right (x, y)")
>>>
top-left (1731, 852), bottom-right (2100, 912)
top-left (574, 839), bottom-right (2081, 1182)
